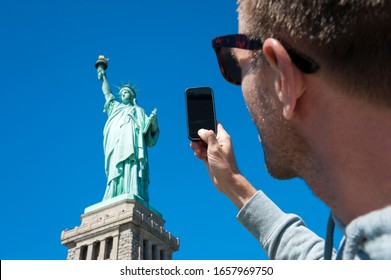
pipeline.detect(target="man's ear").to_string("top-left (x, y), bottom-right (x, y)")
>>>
top-left (263, 38), bottom-right (305, 120)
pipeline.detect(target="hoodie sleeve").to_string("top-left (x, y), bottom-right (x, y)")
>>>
top-left (237, 191), bottom-right (327, 259)
top-left (343, 205), bottom-right (391, 260)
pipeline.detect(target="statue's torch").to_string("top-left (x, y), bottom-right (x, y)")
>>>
top-left (95, 55), bottom-right (109, 70)
top-left (95, 55), bottom-right (109, 81)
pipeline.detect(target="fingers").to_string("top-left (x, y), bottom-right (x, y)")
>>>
top-left (215, 122), bottom-right (230, 142)
top-left (190, 141), bottom-right (208, 161)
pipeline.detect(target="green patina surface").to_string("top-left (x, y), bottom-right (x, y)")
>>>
top-left (94, 56), bottom-right (160, 209)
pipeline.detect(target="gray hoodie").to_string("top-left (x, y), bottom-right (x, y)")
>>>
top-left (237, 191), bottom-right (391, 259)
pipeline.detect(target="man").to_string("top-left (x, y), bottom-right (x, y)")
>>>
top-left (97, 64), bottom-right (159, 203)
top-left (191, 0), bottom-right (391, 259)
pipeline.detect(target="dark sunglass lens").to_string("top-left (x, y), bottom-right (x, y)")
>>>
top-left (219, 47), bottom-right (242, 85)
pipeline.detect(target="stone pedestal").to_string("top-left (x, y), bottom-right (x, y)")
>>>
top-left (61, 198), bottom-right (179, 260)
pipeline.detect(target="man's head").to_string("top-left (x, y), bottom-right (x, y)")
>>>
top-left (225, 0), bottom-right (391, 182)
top-left (119, 85), bottom-right (136, 105)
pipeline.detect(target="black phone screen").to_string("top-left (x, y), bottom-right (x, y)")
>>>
top-left (185, 87), bottom-right (216, 141)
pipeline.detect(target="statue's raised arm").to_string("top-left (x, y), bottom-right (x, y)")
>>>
top-left (95, 55), bottom-right (112, 103)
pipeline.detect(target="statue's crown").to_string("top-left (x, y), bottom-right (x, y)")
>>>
top-left (116, 81), bottom-right (139, 95)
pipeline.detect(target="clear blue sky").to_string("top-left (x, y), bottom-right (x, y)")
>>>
top-left (0, 0), bottom-right (341, 260)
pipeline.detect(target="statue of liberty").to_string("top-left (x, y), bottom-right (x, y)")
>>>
top-left (95, 56), bottom-right (159, 203)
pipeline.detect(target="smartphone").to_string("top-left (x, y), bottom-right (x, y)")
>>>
top-left (185, 87), bottom-right (217, 141)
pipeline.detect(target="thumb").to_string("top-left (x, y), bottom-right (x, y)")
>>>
top-left (198, 129), bottom-right (217, 146)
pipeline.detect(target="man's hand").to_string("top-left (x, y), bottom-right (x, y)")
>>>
top-left (191, 123), bottom-right (238, 187)
top-left (190, 123), bottom-right (257, 209)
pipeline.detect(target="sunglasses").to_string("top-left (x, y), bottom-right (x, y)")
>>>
top-left (212, 34), bottom-right (320, 85)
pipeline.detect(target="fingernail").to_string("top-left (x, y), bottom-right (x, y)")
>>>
top-left (198, 129), bottom-right (206, 135)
